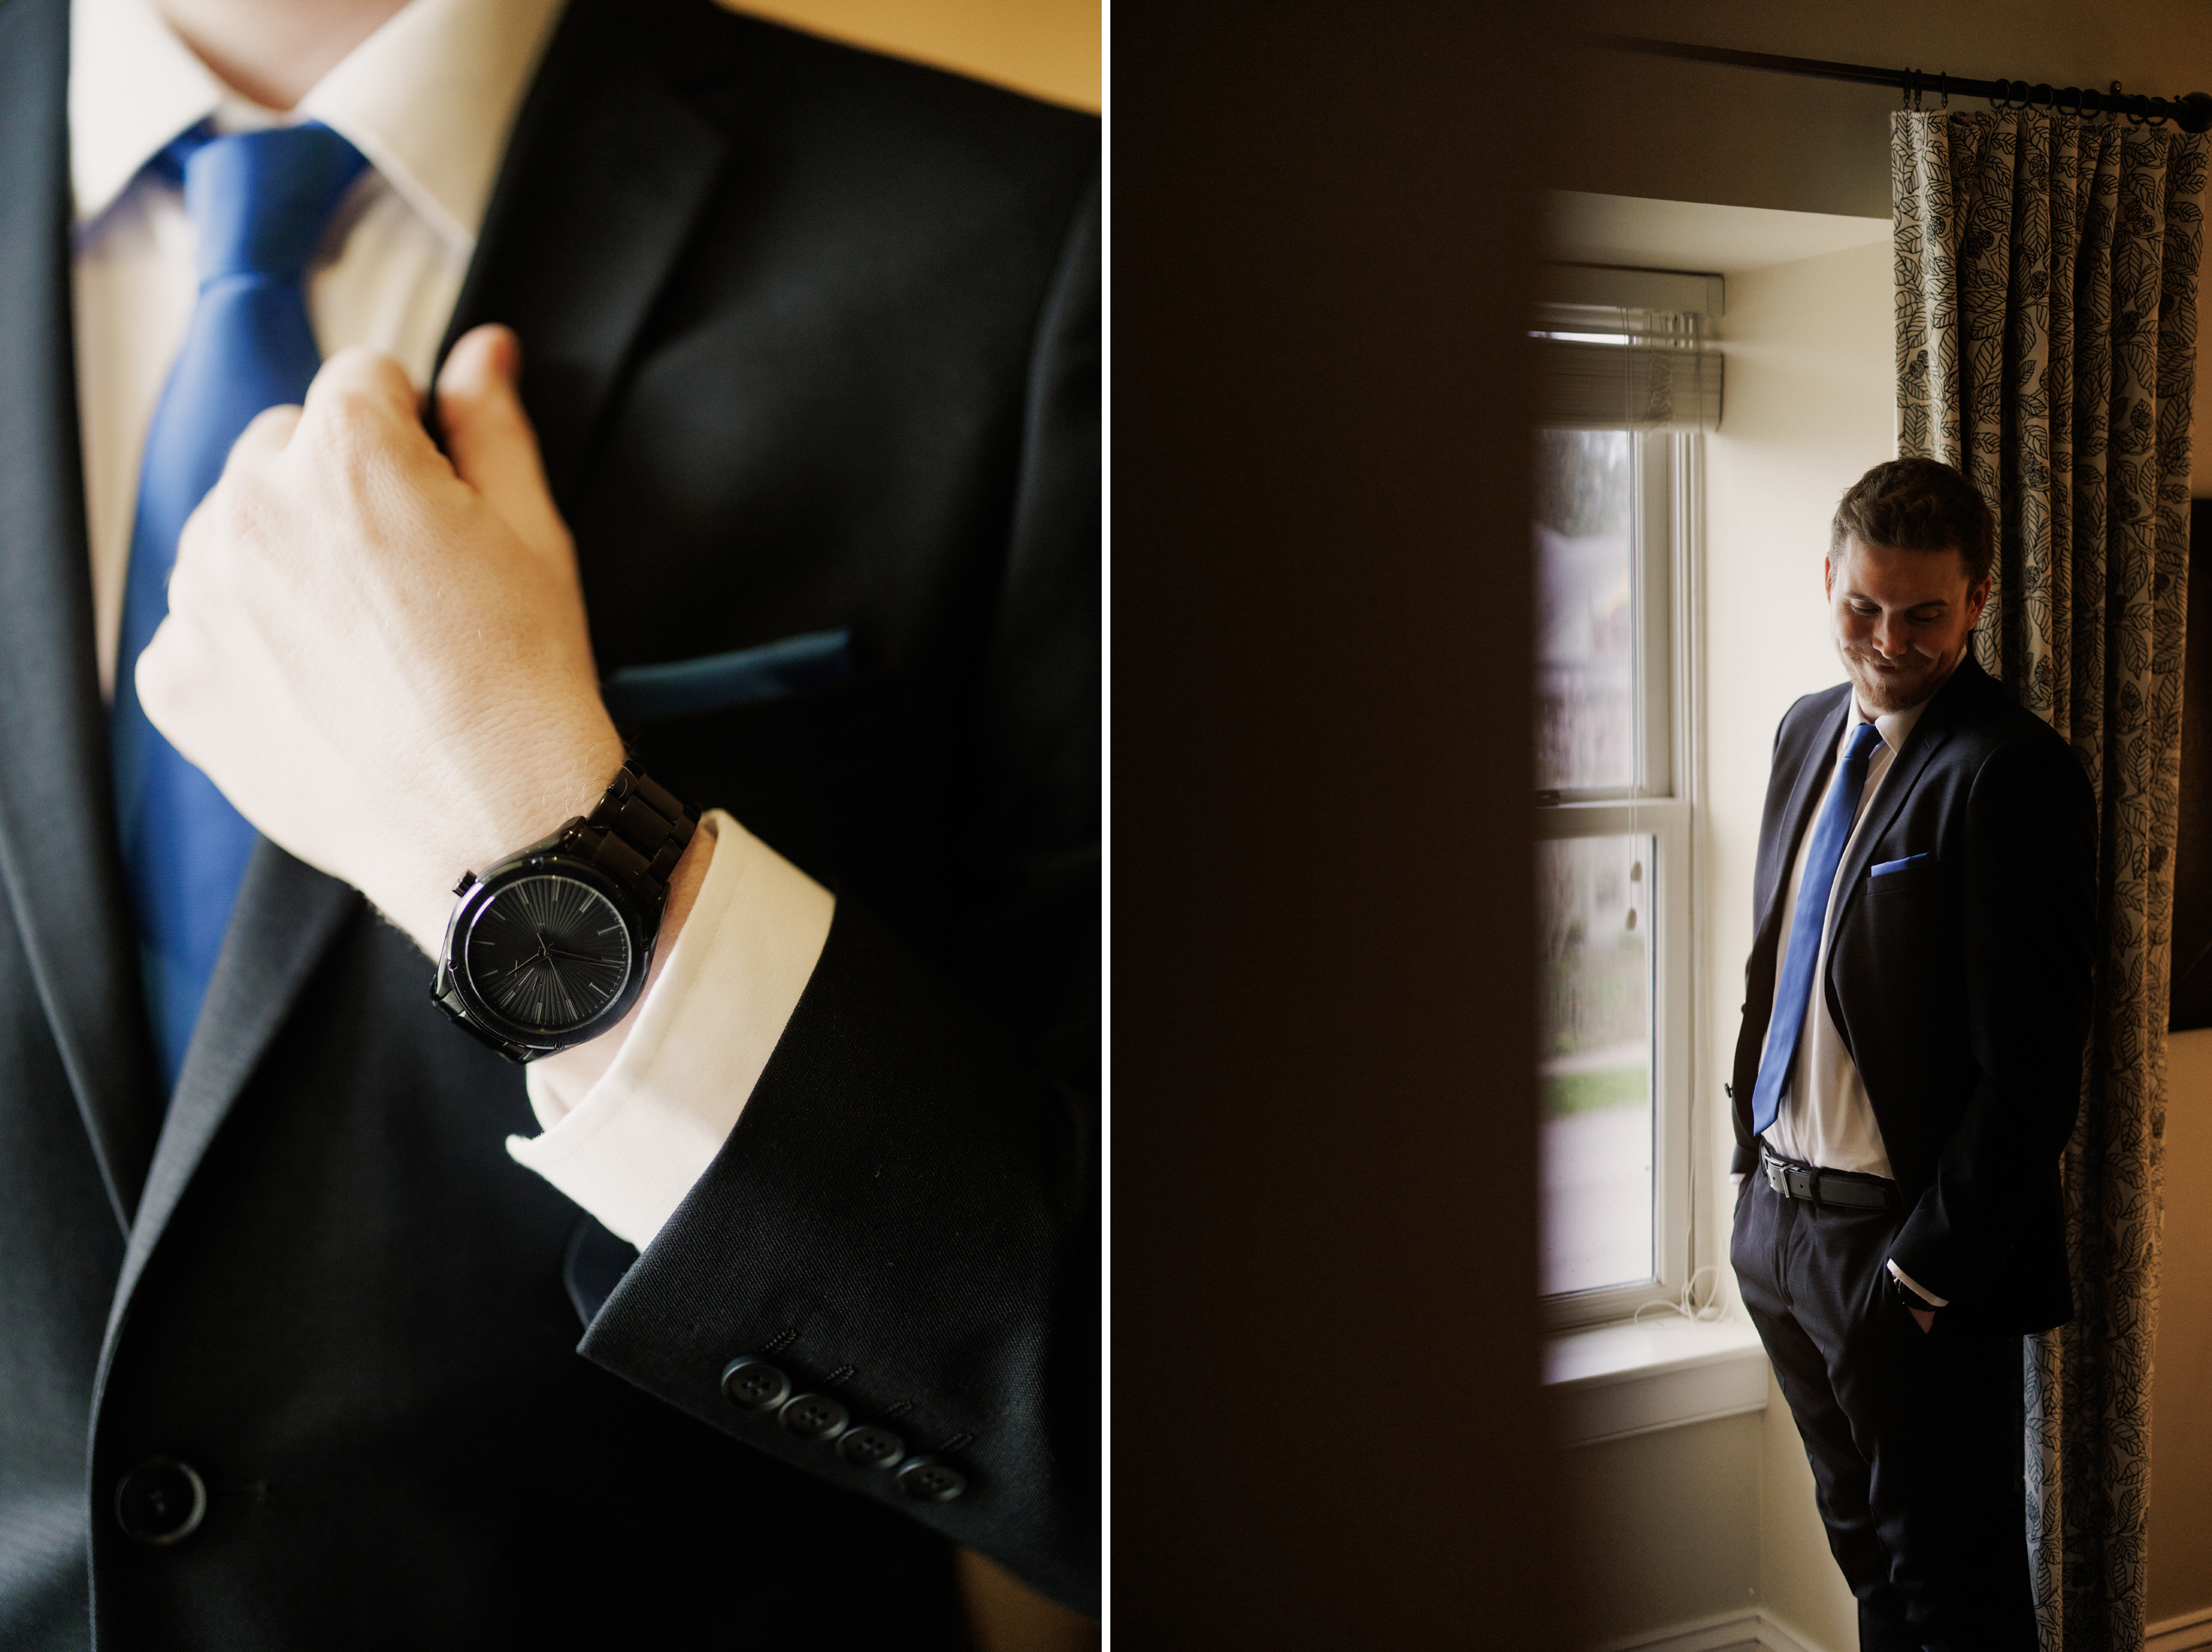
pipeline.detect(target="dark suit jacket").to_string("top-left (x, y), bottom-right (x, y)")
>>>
top-left (0, 0), bottom-right (1099, 1642)
top-left (1730, 657), bottom-right (2095, 1335)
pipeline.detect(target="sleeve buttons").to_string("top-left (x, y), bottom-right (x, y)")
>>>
top-left (718, 1356), bottom-right (966, 1497)
top-left (838, 1425), bottom-right (906, 1470)
top-left (721, 1357), bottom-right (791, 1412)
top-left (898, 1458), bottom-right (967, 1503)
top-left (779, 1393), bottom-right (850, 1441)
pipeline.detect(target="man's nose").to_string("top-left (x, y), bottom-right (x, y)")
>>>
top-left (1870, 613), bottom-right (1905, 658)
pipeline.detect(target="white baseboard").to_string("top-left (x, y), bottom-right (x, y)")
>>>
top-left (2150, 1605), bottom-right (2212, 1652)
top-left (1595, 1605), bottom-right (1829, 1652)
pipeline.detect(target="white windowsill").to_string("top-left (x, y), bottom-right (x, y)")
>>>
top-left (1545, 1314), bottom-right (1770, 1446)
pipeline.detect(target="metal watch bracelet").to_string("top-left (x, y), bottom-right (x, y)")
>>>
top-left (559, 758), bottom-right (701, 919)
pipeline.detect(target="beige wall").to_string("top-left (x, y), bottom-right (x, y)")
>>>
top-left (1554, 0), bottom-right (2212, 496)
top-left (724, 0), bottom-right (1099, 111)
top-left (1707, 236), bottom-right (1898, 1645)
top-left (1560, 1414), bottom-right (1764, 1645)
top-left (2152, 1028), bottom-right (2212, 1622)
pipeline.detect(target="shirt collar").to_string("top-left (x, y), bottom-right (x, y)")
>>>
top-left (70, 0), bottom-right (566, 252)
top-left (1852, 694), bottom-right (1929, 759)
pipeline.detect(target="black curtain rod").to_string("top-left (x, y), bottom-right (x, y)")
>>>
top-left (1584, 35), bottom-right (2212, 135)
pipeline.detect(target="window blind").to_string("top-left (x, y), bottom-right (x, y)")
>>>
top-left (1533, 303), bottom-right (1723, 432)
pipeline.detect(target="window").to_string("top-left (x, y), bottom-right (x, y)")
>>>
top-left (1535, 425), bottom-right (1696, 1325)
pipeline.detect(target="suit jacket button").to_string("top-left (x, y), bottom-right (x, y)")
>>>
top-left (721, 1357), bottom-right (791, 1412)
top-left (116, 1457), bottom-right (207, 1545)
top-left (839, 1425), bottom-right (906, 1470)
top-left (779, 1393), bottom-right (849, 1441)
top-left (898, 1457), bottom-right (967, 1503)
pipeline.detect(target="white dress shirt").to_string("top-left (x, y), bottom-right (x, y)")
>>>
top-left (1758, 692), bottom-right (1947, 1306)
top-left (71, 0), bottom-right (836, 1247)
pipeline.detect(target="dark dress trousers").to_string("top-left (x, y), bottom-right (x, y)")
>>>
top-left (1728, 657), bottom-right (2095, 1649)
top-left (0, 0), bottom-right (1099, 1644)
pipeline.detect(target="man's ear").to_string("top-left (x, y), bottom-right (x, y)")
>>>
top-left (1822, 556), bottom-right (1834, 599)
top-left (1965, 575), bottom-right (1993, 629)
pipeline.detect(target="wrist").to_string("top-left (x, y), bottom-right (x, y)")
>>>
top-left (430, 759), bottom-right (702, 1064)
top-left (384, 718), bottom-right (626, 956)
top-left (528, 816), bottom-right (715, 1102)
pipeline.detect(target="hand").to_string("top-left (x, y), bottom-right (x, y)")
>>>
top-left (137, 324), bottom-right (626, 959)
top-left (1910, 1306), bottom-right (1936, 1335)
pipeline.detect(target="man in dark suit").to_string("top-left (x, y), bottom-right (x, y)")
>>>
top-left (0, 0), bottom-right (1096, 1642)
top-left (1729, 457), bottom-right (2095, 1650)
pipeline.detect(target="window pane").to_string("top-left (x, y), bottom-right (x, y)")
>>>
top-left (1534, 429), bottom-right (1635, 792)
top-left (1538, 832), bottom-right (1654, 1296)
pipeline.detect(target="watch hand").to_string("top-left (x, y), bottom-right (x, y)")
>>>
top-left (540, 945), bottom-right (614, 966)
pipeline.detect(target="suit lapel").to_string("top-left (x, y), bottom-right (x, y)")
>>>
top-left (0, 0), bottom-right (162, 1230)
top-left (103, 846), bottom-right (359, 1342)
top-left (1828, 659), bottom-right (1986, 926)
top-left (433, 0), bottom-right (739, 504)
top-left (1755, 693), bottom-right (1853, 944)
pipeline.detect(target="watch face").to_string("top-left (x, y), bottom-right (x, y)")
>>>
top-left (462, 874), bottom-right (634, 1034)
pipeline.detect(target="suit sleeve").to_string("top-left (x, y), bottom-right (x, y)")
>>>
top-left (562, 169), bottom-right (1100, 1615)
top-left (1886, 733), bottom-right (2097, 1304)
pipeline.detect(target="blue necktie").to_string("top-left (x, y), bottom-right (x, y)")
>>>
top-left (1751, 719), bottom-right (1886, 1136)
top-left (111, 123), bottom-right (368, 1091)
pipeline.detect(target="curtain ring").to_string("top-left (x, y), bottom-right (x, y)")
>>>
top-left (2030, 83), bottom-right (2054, 112)
top-left (1903, 67), bottom-right (1920, 111)
top-left (1939, 71), bottom-right (1949, 111)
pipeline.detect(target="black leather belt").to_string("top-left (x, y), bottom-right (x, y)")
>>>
top-left (1760, 1147), bottom-right (1898, 1210)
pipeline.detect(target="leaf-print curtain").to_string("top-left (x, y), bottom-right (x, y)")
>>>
top-left (1894, 110), bottom-right (2209, 1651)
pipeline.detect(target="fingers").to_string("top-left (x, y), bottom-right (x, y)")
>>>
top-left (230, 403), bottom-right (303, 461)
top-left (133, 611), bottom-right (211, 758)
top-left (297, 348), bottom-right (442, 483)
top-left (305, 346), bottom-right (422, 426)
top-left (435, 324), bottom-right (572, 565)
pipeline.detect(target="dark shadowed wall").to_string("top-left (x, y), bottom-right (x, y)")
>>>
top-left (1114, 6), bottom-right (1556, 1644)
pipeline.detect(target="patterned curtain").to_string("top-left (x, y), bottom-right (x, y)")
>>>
top-left (1893, 110), bottom-right (2209, 1650)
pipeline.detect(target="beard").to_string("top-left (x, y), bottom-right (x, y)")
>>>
top-left (1836, 639), bottom-right (1964, 715)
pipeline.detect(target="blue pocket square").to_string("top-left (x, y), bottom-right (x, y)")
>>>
top-left (1871, 852), bottom-right (1929, 878)
top-left (601, 629), bottom-right (852, 724)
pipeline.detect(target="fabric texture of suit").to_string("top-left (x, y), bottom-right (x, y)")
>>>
top-left (1730, 655), bottom-right (2096, 1334)
top-left (1728, 654), bottom-right (2094, 1646)
top-left (0, 0), bottom-right (1100, 1643)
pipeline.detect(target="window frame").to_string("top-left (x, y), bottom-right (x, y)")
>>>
top-left (1536, 428), bottom-right (1703, 1331)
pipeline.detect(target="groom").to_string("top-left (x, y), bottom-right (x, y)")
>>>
top-left (1729, 457), bottom-right (2094, 1649)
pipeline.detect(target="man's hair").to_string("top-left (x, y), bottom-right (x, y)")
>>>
top-left (1829, 456), bottom-right (1995, 588)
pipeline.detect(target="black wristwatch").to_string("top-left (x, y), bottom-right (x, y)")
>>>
top-left (432, 760), bottom-right (700, 1062)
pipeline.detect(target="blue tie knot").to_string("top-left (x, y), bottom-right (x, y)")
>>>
top-left (179, 124), bottom-right (368, 285)
top-left (1843, 719), bottom-right (1885, 765)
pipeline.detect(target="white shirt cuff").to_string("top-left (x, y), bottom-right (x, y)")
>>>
top-left (505, 809), bottom-right (835, 1249)
top-left (1886, 1260), bottom-right (1949, 1309)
